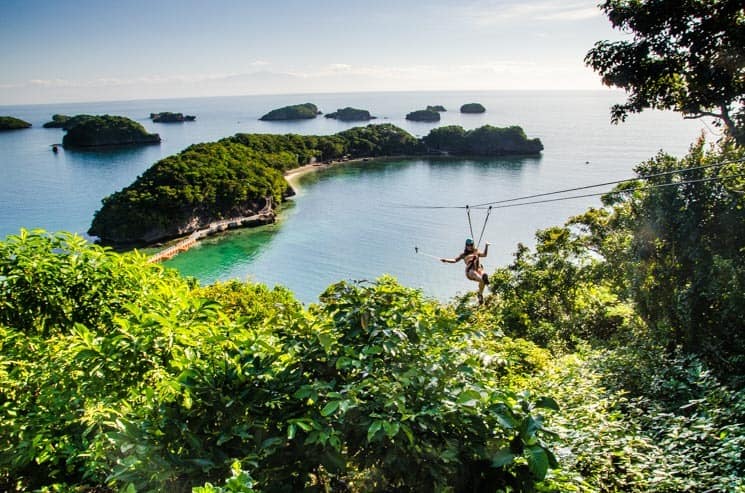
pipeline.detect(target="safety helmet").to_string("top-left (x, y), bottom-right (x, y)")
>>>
top-left (465, 238), bottom-right (474, 245)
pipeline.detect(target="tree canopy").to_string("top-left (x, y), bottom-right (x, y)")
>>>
top-left (586, 0), bottom-right (745, 144)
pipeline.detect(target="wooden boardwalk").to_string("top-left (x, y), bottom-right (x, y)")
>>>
top-left (147, 203), bottom-right (274, 263)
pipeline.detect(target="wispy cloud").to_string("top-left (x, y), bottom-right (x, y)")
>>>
top-left (456, 0), bottom-right (601, 26)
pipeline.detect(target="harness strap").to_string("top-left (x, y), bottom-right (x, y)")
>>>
top-left (476, 206), bottom-right (492, 248)
top-left (466, 205), bottom-right (475, 239)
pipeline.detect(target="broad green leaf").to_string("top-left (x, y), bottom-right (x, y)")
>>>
top-left (492, 447), bottom-right (517, 467)
top-left (367, 420), bottom-right (383, 442)
top-left (321, 400), bottom-right (340, 417)
top-left (527, 446), bottom-right (549, 480)
top-left (457, 389), bottom-right (482, 407)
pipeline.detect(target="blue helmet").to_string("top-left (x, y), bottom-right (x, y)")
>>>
top-left (465, 238), bottom-right (474, 245)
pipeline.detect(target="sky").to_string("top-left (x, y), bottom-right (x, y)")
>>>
top-left (0, 0), bottom-right (626, 105)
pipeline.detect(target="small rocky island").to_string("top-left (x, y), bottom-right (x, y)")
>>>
top-left (427, 105), bottom-right (447, 112)
top-left (324, 107), bottom-right (376, 121)
top-left (259, 103), bottom-right (321, 121)
top-left (460, 103), bottom-right (486, 114)
top-left (90, 123), bottom-right (542, 245)
top-left (0, 116), bottom-right (32, 130)
top-left (150, 112), bottom-right (196, 123)
top-left (43, 114), bottom-right (95, 129)
top-left (62, 115), bottom-right (160, 149)
top-left (406, 109), bottom-right (441, 122)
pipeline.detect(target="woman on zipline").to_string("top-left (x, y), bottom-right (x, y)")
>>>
top-left (441, 238), bottom-right (490, 304)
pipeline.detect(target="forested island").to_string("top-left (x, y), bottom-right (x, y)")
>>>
top-left (324, 107), bottom-right (376, 121)
top-left (259, 103), bottom-right (321, 121)
top-left (150, 112), bottom-right (196, 122)
top-left (427, 105), bottom-right (447, 112)
top-left (406, 109), bottom-right (441, 122)
top-left (0, 116), bottom-right (31, 130)
top-left (89, 123), bottom-right (542, 244)
top-left (460, 103), bottom-right (486, 113)
top-left (62, 115), bottom-right (161, 148)
top-left (43, 114), bottom-right (94, 129)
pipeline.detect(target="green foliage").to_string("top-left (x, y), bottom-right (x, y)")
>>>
top-left (62, 115), bottom-right (160, 148)
top-left (0, 233), bottom-right (560, 492)
top-left (0, 116), bottom-right (31, 130)
top-left (259, 103), bottom-right (320, 121)
top-left (88, 141), bottom-right (290, 243)
top-left (460, 103), bottom-right (486, 114)
top-left (324, 107), bottom-right (375, 121)
top-left (150, 112), bottom-right (196, 122)
top-left (586, 0), bottom-right (745, 144)
top-left (43, 114), bottom-right (95, 129)
top-left (426, 105), bottom-right (447, 112)
top-left (424, 125), bottom-right (543, 156)
top-left (534, 348), bottom-right (745, 492)
top-left (405, 109), bottom-right (440, 122)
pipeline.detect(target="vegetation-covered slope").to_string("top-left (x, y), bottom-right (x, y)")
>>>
top-left (423, 125), bottom-right (544, 155)
top-left (259, 103), bottom-right (321, 121)
top-left (62, 115), bottom-right (161, 148)
top-left (43, 114), bottom-right (95, 129)
top-left (460, 103), bottom-right (486, 114)
top-left (0, 116), bottom-right (31, 130)
top-left (324, 107), bottom-right (376, 121)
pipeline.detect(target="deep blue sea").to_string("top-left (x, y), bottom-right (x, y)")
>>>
top-left (0, 91), bottom-right (707, 302)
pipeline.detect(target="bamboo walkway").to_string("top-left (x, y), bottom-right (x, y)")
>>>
top-left (147, 203), bottom-right (273, 263)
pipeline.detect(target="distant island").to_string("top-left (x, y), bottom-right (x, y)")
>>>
top-left (62, 115), bottom-right (160, 149)
top-left (150, 112), bottom-right (196, 123)
top-left (324, 107), bottom-right (376, 121)
top-left (423, 125), bottom-right (543, 156)
top-left (259, 103), bottom-right (321, 121)
top-left (43, 114), bottom-right (95, 129)
top-left (460, 103), bottom-right (486, 114)
top-left (406, 109), bottom-right (441, 122)
top-left (427, 105), bottom-right (447, 112)
top-left (0, 116), bottom-right (32, 131)
top-left (89, 123), bottom-right (542, 245)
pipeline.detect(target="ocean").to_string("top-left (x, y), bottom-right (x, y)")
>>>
top-left (0, 91), bottom-right (707, 302)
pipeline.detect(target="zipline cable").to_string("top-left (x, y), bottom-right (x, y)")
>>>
top-left (391, 158), bottom-right (745, 210)
top-left (481, 172), bottom-right (745, 211)
top-left (476, 206), bottom-right (492, 248)
top-left (466, 205), bottom-right (475, 239)
top-left (470, 158), bottom-right (745, 208)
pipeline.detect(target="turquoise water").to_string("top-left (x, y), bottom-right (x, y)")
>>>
top-left (0, 91), bottom-right (706, 302)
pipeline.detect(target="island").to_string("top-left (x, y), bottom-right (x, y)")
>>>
top-left (89, 123), bottom-right (542, 245)
top-left (259, 103), bottom-right (321, 121)
top-left (150, 112), bottom-right (196, 123)
top-left (460, 103), bottom-right (486, 114)
top-left (0, 116), bottom-right (32, 130)
top-left (427, 105), bottom-right (447, 112)
top-left (62, 115), bottom-right (161, 149)
top-left (43, 114), bottom-right (96, 129)
top-left (324, 107), bottom-right (376, 121)
top-left (423, 125), bottom-right (543, 155)
top-left (405, 109), bottom-right (441, 122)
